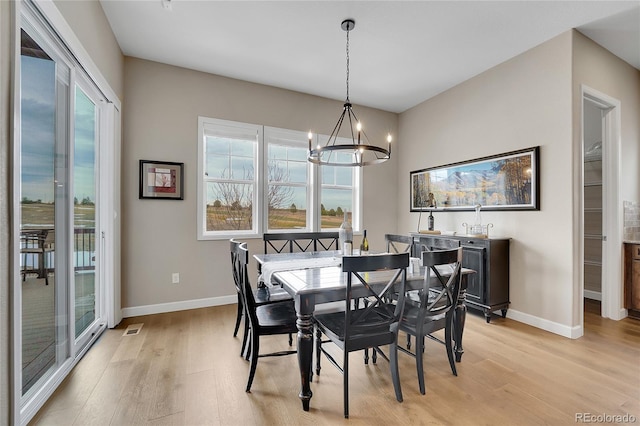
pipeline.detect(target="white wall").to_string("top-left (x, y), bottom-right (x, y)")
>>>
top-left (121, 57), bottom-right (398, 312)
top-left (398, 32), bottom-right (576, 332)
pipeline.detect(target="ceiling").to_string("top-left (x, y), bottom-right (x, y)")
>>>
top-left (99, 0), bottom-right (640, 113)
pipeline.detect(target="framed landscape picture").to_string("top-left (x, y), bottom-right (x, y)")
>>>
top-left (139, 160), bottom-right (184, 200)
top-left (410, 146), bottom-right (539, 211)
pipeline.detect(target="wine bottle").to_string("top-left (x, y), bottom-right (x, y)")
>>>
top-left (428, 211), bottom-right (434, 231)
top-left (339, 211), bottom-right (353, 255)
top-left (360, 229), bottom-right (369, 255)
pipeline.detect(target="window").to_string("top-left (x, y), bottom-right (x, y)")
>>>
top-left (197, 117), bottom-right (362, 239)
top-left (264, 127), bottom-right (311, 231)
top-left (198, 118), bottom-right (260, 238)
top-left (320, 151), bottom-right (360, 230)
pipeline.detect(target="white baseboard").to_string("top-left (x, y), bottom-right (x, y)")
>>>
top-left (584, 290), bottom-right (602, 301)
top-left (506, 309), bottom-right (583, 339)
top-left (122, 295), bottom-right (237, 318)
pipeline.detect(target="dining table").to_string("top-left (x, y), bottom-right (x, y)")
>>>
top-left (253, 250), bottom-right (474, 412)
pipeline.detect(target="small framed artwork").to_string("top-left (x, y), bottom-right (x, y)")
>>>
top-left (139, 160), bottom-right (184, 200)
top-left (410, 146), bottom-right (539, 211)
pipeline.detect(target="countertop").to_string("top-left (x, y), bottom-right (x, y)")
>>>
top-left (623, 240), bottom-right (640, 244)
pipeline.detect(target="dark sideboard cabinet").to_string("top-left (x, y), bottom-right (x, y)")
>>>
top-left (411, 233), bottom-right (510, 322)
top-left (624, 243), bottom-right (640, 319)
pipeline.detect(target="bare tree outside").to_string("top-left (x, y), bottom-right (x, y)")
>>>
top-left (207, 167), bottom-right (254, 231)
top-left (206, 162), bottom-right (302, 231)
top-left (266, 161), bottom-right (299, 229)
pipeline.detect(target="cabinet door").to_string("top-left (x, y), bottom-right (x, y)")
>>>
top-left (632, 260), bottom-right (640, 310)
top-left (462, 246), bottom-right (485, 303)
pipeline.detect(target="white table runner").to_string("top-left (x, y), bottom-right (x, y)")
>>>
top-left (260, 256), bottom-right (342, 287)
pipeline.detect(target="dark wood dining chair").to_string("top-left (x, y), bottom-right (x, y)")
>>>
top-left (314, 252), bottom-right (409, 418)
top-left (404, 236), bottom-right (460, 350)
top-left (385, 233), bottom-right (414, 254)
top-left (413, 235), bottom-right (460, 255)
top-left (263, 231), bottom-right (339, 254)
top-left (231, 240), bottom-right (298, 392)
top-left (230, 240), bottom-right (293, 356)
top-left (398, 248), bottom-right (463, 395)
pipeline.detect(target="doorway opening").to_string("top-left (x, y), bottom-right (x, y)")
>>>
top-left (581, 86), bottom-right (623, 330)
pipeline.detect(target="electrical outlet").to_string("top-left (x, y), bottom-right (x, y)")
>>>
top-left (172, 273), bottom-right (179, 284)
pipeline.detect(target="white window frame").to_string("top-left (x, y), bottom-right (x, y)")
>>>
top-left (317, 135), bottom-right (363, 232)
top-left (197, 117), bottom-right (262, 240)
top-left (197, 118), bottom-right (363, 240)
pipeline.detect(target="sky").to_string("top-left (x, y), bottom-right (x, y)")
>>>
top-left (21, 55), bottom-right (96, 204)
top-left (206, 137), bottom-right (355, 212)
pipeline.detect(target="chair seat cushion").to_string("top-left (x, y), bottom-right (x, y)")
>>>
top-left (253, 287), bottom-right (293, 305)
top-left (256, 301), bottom-right (298, 333)
top-left (399, 304), bottom-right (448, 335)
top-left (314, 306), bottom-right (397, 351)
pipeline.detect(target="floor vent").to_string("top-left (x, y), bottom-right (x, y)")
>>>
top-left (123, 323), bottom-right (143, 336)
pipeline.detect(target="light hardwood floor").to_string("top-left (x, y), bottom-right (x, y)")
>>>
top-left (30, 301), bottom-right (640, 425)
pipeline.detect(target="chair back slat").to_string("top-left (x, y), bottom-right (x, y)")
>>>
top-left (230, 239), bottom-right (247, 293)
top-left (231, 240), bottom-right (264, 329)
top-left (416, 248), bottom-right (463, 323)
top-left (263, 231), bottom-right (339, 253)
top-left (414, 236), bottom-right (460, 255)
top-left (341, 253), bottom-right (410, 343)
top-left (385, 234), bottom-right (413, 254)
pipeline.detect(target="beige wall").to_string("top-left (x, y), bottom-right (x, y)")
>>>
top-left (398, 32), bottom-right (576, 329)
top-left (53, 0), bottom-right (124, 99)
top-left (398, 30), bottom-right (640, 333)
top-left (122, 57), bottom-right (398, 310)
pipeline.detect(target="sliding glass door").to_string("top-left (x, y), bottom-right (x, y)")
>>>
top-left (73, 80), bottom-right (103, 350)
top-left (16, 4), bottom-right (108, 420)
top-left (19, 26), bottom-right (69, 397)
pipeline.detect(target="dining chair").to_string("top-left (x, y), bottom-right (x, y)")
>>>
top-left (314, 252), bottom-right (409, 418)
top-left (385, 233), bottom-right (414, 254)
top-left (263, 231), bottom-right (339, 254)
top-left (403, 236), bottom-right (460, 350)
top-left (413, 235), bottom-right (460, 255)
top-left (232, 240), bottom-right (298, 393)
top-left (398, 247), bottom-right (463, 395)
top-left (230, 240), bottom-right (293, 356)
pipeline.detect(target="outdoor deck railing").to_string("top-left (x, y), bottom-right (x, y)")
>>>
top-left (21, 227), bottom-right (96, 273)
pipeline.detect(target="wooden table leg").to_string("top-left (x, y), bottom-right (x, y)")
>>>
top-left (454, 280), bottom-right (467, 362)
top-left (295, 296), bottom-right (314, 411)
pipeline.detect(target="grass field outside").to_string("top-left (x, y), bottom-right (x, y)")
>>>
top-left (206, 206), bottom-right (346, 231)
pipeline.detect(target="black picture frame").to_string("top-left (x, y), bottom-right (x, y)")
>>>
top-left (139, 160), bottom-right (184, 200)
top-left (410, 146), bottom-right (539, 212)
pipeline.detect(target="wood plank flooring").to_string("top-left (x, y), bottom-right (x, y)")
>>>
top-left (30, 302), bottom-right (640, 425)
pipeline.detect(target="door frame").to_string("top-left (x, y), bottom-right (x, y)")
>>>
top-left (11, 1), bottom-right (122, 424)
top-left (580, 85), bottom-right (624, 329)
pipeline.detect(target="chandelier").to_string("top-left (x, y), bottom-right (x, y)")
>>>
top-left (308, 19), bottom-right (392, 167)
